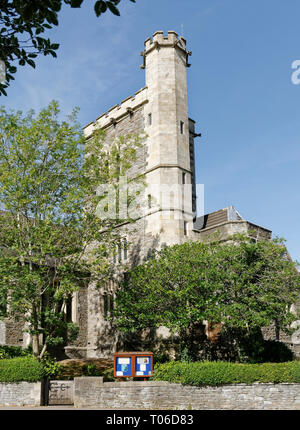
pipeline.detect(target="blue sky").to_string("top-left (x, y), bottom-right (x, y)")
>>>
top-left (3, 0), bottom-right (300, 263)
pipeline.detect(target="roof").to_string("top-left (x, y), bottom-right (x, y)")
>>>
top-left (194, 206), bottom-right (244, 230)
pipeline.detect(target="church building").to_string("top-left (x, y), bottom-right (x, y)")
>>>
top-left (65, 31), bottom-right (285, 359)
top-left (1, 31), bottom-right (299, 359)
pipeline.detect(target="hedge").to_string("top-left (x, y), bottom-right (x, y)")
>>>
top-left (153, 361), bottom-right (300, 386)
top-left (0, 345), bottom-right (32, 359)
top-left (0, 357), bottom-right (44, 383)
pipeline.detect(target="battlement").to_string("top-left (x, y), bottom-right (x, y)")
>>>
top-left (84, 30), bottom-right (191, 137)
top-left (141, 31), bottom-right (191, 69)
top-left (144, 30), bottom-right (188, 53)
top-left (83, 86), bottom-right (148, 138)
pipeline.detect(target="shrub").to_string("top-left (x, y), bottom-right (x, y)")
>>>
top-left (0, 345), bottom-right (32, 359)
top-left (0, 357), bottom-right (44, 383)
top-left (153, 361), bottom-right (300, 386)
top-left (40, 353), bottom-right (63, 379)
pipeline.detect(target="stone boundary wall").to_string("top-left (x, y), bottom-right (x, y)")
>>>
top-left (73, 378), bottom-right (300, 410)
top-left (1, 378), bottom-right (300, 409)
top-left (0, 382), bottom-right (41, 407)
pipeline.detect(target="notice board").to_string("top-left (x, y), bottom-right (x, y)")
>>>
top-left (113, 352), bottom-right (153, 378)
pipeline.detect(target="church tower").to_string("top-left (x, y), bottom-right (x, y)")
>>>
top-left (141, 31), bottom-right (196, 246)
top-left (79, 31), bottom-right (197, 358)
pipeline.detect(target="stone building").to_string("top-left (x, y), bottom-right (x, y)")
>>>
top-left (66, 30), bottom-right (297, 359)
top-left (1, 31), bottom-right (299, 358)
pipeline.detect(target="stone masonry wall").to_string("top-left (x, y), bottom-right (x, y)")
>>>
top-left (0, 382), bottom-right (41, 407)
top-left (73, 378), bottom-right (300, 410)
top-left (82, 101), bottom-right (151, 359)
top-left (0, 317), bottom-right (25, 348)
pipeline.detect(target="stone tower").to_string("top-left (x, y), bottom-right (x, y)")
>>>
top-left (77, 31), bottom-right (197, 358)
top-left (141, 30), bottom-right (196, 246)
top-left (83, 30), bottom-right (197, 256)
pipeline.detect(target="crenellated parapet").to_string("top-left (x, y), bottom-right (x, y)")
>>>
top-left (83, 86), bottom-right (148, 138)
top-left (140, 30), bottom-right (192, 69)
top-left (84, 30), bottom-right (192, 138)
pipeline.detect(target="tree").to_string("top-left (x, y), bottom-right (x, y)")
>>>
top-left (0, 100), bottom-right (144, 358)
top-left (0, 0), bottom-right (136, 95)
top-left (112, 234), bottom-right (300, 357)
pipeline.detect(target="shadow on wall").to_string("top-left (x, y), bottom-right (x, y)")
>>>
top-left (117, 324), bottom-right (295, 364)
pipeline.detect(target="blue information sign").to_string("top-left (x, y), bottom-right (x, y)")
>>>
top-left (115, 356), bottom-right (132, 377)
top-left (135, 355), bottom-right (152, 376)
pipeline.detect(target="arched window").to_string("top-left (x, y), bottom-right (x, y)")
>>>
top-left (103, 293), bottom-right (114, 320)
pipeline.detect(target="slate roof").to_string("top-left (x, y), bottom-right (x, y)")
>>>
top-left (193, 206), bottom-right (244, 231)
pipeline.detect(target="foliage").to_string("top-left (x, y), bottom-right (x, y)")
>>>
top-left (40, 352), bottom-right (62, 378)
top-left (179, 344), bottom-right (194, 363)
top-left (0, 345), bottom-right (32, 359)
top-left (0, 356), bottom-right (44, 382)
top-left (153, 351), bottom-right (172, 365)
top-left (113, 234), bottom-right (300, 339)
top-left (0, 101), bottom-right (145, 358)
top-left (0, 0), bottom-right (136, 95)
top-left (153, 360), bottom-right (300, 386)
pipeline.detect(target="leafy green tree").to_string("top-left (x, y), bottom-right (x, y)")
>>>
top-left (0, 100), bottom-right (144, 358)
top-left (113, 234), bottom-right (300, 353)
top-left (0, 0), bottom-right (136, 95)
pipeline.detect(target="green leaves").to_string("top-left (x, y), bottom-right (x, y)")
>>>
top-left (107, 2), bottom-right (121, 16)
top-left (94, 1), bottom-right (106, 17)
top-left (0, 100), bottom-right (145, 357)
top-left (113, 234), bottom-right (300, 338)
top-left (68, 0), bottom-right (85, 7)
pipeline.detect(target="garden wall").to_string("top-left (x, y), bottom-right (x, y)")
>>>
top-left (74, 377), bottom-right (300, 410)
top-left (0, 382), bottom-right (41, 406)
top-left (1, 378), bottom-right (300, 409)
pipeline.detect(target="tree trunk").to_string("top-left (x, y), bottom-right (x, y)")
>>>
top-left (31, 303), bottom-right (40, 358)
top-left (32, 333), bottom-right (40, 357)
top-left (39, 341), bottom-right (48, 360)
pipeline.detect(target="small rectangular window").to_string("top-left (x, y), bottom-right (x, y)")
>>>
top-left (123, 238), bottom-right (128, 261)
top-left (103, 294), bottom-right (108, 319)
top-left (182, 172), bottom-right (186, 184)
top-left (148, 113), bottom-right (152, 126)
top-left (183, 221), bottom-right (188, 236)
top-left (0, 291), bottom-right (7, 315)
top-left (180, 121), bottom-right (184, 134)
top-left (118, 243), bottom-right (122, 263)
top-left (148, 194), bottom-right (152, 209)
top-left (66, 296), bottom-right (72, 322)
top-left (109, 295), bottom-right (114, 320)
